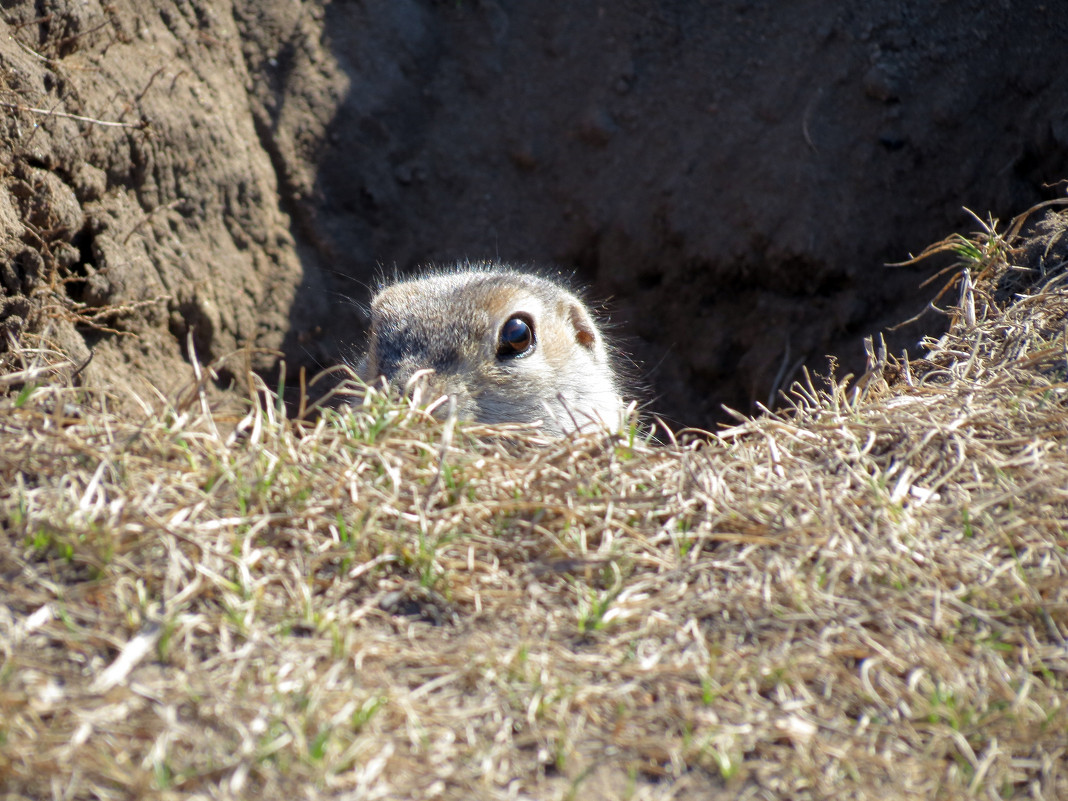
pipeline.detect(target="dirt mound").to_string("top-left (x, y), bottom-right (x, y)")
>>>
top-left (2, 1), bottom-right (1067, 426)
top-left (2, 209), bottom-right (1066, 800)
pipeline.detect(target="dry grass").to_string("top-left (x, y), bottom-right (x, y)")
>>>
top-left (2, 209), bottom-right (1068, 800)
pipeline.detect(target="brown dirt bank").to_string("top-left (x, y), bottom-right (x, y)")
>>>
top-left (1, 1), bottom-right (1067, 426)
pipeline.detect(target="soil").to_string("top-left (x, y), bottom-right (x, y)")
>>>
top-left (1, 0), bottom-right (1066, 427)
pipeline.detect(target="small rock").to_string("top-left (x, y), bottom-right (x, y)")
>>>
top-left (16, 167), bottom-right (84, 237)
top-left (72, 163), bottom-right (108, 203)
top-left (577, 108), bottom-right (618, 147)
top-left (863, 62), bottom-right (904, 103)
top-left (81, 270), bottom-right (113, 308)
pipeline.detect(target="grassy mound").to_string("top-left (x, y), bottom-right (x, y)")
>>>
top-left (2, 208), bottom-right (1067, 800)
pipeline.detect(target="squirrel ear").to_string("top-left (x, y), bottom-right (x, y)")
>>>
top-left (566, 300), bottom-right (599, 350)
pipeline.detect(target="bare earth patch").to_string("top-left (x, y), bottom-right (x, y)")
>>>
top-left (2, 209), bottom-right (1068, 799)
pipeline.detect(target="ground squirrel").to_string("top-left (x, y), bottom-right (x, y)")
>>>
top-left (357, 265), bottom-right (624, 435)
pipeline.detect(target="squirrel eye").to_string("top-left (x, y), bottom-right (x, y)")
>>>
top-left (497, 316), bottom-right (535, 358)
